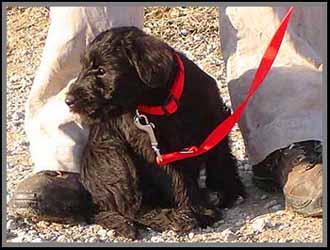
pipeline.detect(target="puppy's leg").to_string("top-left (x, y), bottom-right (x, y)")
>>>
top-left (80, 132), bottom-right (142, 239)
top-left (138, 207), bottom-right (198, 233)
top-left (150, 165), bottom-right (200, 232)
top-left (95, 211), bottom-right (137, 239)
top-left (205, 139), bottom-right (246, 208)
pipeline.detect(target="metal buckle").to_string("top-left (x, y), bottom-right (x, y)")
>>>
top-left (179, 146), bottom-right (198, 154)
top-left (134, 110), bottom-right (162, 159)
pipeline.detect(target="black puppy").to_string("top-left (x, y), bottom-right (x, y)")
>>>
top-left (66, 26), bottom-right (245, 239)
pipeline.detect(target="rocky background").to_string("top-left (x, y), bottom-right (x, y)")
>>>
top-left (5, 6), bottom-right (323, 244)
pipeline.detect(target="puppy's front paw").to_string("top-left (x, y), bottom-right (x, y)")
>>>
top-left (169, 209), bottom-right (199, 233)
top-left (113, 221), bottom-right (138, 240)
top-left (96, 211), bottom-right (138, 240)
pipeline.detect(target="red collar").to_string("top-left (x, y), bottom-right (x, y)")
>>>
top-left (137, 53), bottom-right (184, 116)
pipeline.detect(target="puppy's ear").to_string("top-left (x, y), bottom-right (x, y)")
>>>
top-left (124, 35), bottom-right (175, 88)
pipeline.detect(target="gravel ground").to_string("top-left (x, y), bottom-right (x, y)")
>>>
top-left (5, 6), bottom-right (323, 245)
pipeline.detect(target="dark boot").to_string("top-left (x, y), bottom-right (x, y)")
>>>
top-left (8, 170), bottom-right (95, 223)
top-left (252, 140), bottom-right (322, 217)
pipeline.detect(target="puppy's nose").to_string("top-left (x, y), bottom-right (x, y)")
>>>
top-left (65, 95), bottom-right (76, 107)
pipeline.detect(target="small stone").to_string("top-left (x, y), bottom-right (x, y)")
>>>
top-left (28, 230), bottom-right (38, 237)
top-left (88, 237), bottom-right (98, 243)
top-left (21, 140), bottom-right (30, 147)
top-left (260, 194), bottom-right (268, 200)
top-left (13, 111), bottom-right (24, 121)
top-left (6, 231), bottom-right (18, 240)
top-left (271, 204), bottom-right (282, 211)
top-left (7, 219), bottom-right (17, 230)
top-left (9, 74), bottom-right (19, 82)
top-left (164, 230), bottom-right (176, 238)
top-left (203, 226), bottom-right (213, 232)
top-left (180, 29), bottom-right (189, 36)
top-left (10, 236), bottom-right (25, 242)
top-left (222, 228), bottom-right (236, 241)
top-left (264, 200), bottom-right (277, 209)
top-left (235, 219), bottom-right (245, 227)
top-left (274, 210), bottom-right (285, 216)
top-left (214, 220), bottom-right (225, 227)
top-left (169, 8), bottom-right (180, 18)
top-left (266, 219), bottom-right (274, 228)
top-left (243, 164), bottom-right (250, 171)
top-left (150, 236), bottom-right (163, 242)
top-left (107, 230), bottom-right (116, 238)
top-left (13, 120), bottom-right (23, 127)
top-left (234, 195), bottom-right (245, 205)
top-left (251, 217), bottom-right (270, 232)
top-left (31, 238), bottom-right (43, 243)
top-left (98, 229), bottom-right (107, 238)
top-left (188, 232), bottom-right (194, 239)
top-left (278, 224), bottom-right (288, 231)
top-left (57, 235), bottom-right (66, 242)
top-left (144, 27), bottom-right (151, 34)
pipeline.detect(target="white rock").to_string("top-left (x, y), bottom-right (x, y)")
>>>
top-left (28, 230), bottom-right (38, 236)
top-left (243, 164), bottom-right (251, 171)
top-left (271, 204), bottom-right (282, 211)
top-left (252, 219), bottom-right (266, 232)
top-left (214, 219), bottom-right (225, 227)
top-left (222, 228), bottom-right (236, 241)
top-left (264, 200), bottom-right (277, 209)
top-left (9, 74), bottom-right (19, 82)
top-left (88, 237), bottom-right (98, 243)
top-left (234, 195), bottom-right (245, 205)
top-left (164, 230), bottom-right (176, 238)
top-left (31, 238), bottom-right (43, 243)
top-left (203, 226), bottom-right (213, 232)
top-left (97, 229), bottom-right (107, 238)
top-left (260, 194), bottom-right (268, 200)
top-left (150, 236), bottom-right (163, 242)
top-left (6, 231), bottom-right (18, 240)
top-left (278, 224), bottom-right (288, 231)
top-left (57, 235), bottom-right (66, 242)
top-left (266, 219), bottom-right (274, 228)
top-left (180, 29), bottom-right (189, 36)
top-left (274, 210), bottom-right (285, 216)
top-left (235, 219), bottom-right (245, 226)
top-left (10, 236), bottom-right (25, 242)
top-left (188, 232), bottom-right (194, 239)
top-left (107, 230), bottom-right (116, 238)
top-left (13, 111), bottom-right (24, 121)
top-left (7, 219), bottom-right (17, 230)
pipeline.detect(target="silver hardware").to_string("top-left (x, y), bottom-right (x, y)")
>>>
top-left (179, 148), bottom-right (195, 154)
top-left (134, 110), bottom-right (162, 159)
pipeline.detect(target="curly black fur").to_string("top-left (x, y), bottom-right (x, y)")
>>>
top-left (66, 26), bottom-right (245, 239)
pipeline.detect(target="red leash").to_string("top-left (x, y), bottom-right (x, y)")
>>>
top-left (138, 7), bottom-right (294, 166)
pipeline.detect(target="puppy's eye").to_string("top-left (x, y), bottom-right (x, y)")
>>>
top-left (97, 67), bottom-right (106, 76)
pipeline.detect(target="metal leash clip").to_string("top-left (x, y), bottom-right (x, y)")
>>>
top-left (134, 110), bottom-right (162, 160)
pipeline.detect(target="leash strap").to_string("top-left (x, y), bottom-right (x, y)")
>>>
top-left (156, 7), bottom-right (294, 166)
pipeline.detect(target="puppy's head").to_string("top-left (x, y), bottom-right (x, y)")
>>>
top-left (66, 26), bottom-right (176, 124)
